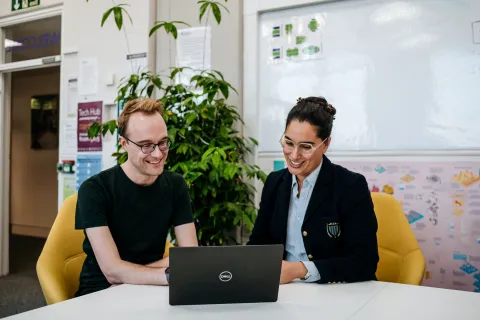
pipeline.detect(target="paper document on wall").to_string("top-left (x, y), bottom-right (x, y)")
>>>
top-left (66, 77), bottom-right (78, 117)
top-left (175, 26), bottom-right (212, 85)
top-left (62, 118), bottom-right (77, 154)
top-left (78, 58), bottom-right (98, 96)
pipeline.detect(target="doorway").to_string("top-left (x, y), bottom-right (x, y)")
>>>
top-left (10, 66), bottom-right (60, 238)
top-left (0, 9), bottom-right (62, 281)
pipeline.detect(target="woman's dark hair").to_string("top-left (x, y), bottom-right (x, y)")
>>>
top-left (285, 96), bottom-right (336, 140)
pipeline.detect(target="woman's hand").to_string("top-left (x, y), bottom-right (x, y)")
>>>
top-left (280, 261), bottom-right (308, 284)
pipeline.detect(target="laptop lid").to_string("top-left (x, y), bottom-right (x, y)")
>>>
top-left (169, 244), bottom-right (283, 305)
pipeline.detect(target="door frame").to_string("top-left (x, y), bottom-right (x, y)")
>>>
top-left (0, 3), bottom-right (63, 277)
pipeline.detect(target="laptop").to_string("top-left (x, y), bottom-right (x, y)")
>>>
top-left (169, 244), bottom-right (283, 305)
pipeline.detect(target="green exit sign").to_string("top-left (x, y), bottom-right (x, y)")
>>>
top-left (12, 0), bottom-right (40, 12)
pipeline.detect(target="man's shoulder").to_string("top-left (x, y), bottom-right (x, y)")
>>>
top-left (162, 170), bottom-right (184, 180)
top-left (160, 170), bottom-right (186, 186)
top-left (78, 165), bottom-right (118, 196)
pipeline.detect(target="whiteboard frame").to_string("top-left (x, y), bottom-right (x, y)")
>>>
top-left (242, 0), bottom-right (480, 157)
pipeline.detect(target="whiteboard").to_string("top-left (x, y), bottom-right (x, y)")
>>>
top-left (257, 0), bottom-right (480, 152)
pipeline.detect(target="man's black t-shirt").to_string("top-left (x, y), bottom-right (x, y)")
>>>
top-left (74, 165), bottom-right (194, 296)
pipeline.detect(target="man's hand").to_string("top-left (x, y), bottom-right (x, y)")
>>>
top-left (280, 261), bottom-right (308, 284)
top-left (146, 256), bottom-right (169, 268)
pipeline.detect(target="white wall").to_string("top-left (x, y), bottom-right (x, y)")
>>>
top-left (155, 0), bottom-right (243, 114)
top-left (58, 0), bottom-right (155, 206)
top-left (0, 0), bottom-right (61, 17)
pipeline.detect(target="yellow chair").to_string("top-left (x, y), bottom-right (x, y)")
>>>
top-left (371, 192), bottom-right (426, 285)
top-left (37, 194), bottom-right (174, 305)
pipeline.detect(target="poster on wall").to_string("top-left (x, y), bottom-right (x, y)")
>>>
top-left (63, 176), bottom-right (76, 201)
top-left (30, 94), bottom-right (59, 150)
top-left (266, 15), bottom-right (325, 65)
top-left (77, 101), bottom-right (102, 152)
top-left (76, 154), bottom-right (102, 191)
top-left (337, 160), bottom-right (480, 293)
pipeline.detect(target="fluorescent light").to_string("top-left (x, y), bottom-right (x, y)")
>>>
top-left (5, 39), bottom-right (22, 48)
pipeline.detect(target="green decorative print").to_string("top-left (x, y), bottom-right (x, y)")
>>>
top-left (286, 48), bottom-right (299, 57)
top-left (272, 48), bottom-right (281, 59)
top-left (308, 19), bottom-right (318, 32)
top-left (296, 36), bottom-right (307, 45)
top-left (285, 24), bottom-right (293, 35)
top-left (302, 45), bottom-right (320, 55)
top-left (272, 26), bottom-right (280, 37)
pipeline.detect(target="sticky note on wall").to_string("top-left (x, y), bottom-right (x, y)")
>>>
top-left (273, 160), bottom-right (285, 171)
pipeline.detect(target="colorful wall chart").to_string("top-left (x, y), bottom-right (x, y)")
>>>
top-left (337, 161), bottom-right (480, 293)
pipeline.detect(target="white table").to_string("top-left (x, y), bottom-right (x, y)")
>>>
top-left (351, 282), bottom-right (480, 320)
top-left (6, 281), bottom-right (480, 320)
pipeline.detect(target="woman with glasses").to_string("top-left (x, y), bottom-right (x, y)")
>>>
top-left (248, 96), bottom-right (379, 285)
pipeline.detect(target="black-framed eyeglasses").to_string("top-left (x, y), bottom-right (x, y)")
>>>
top-left (125, 137), bottom-right (171, 154)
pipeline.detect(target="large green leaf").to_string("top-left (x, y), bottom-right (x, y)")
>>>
top-left (149, 21), bottom-right (190, 38)
top-left (152, 77), bottom-right (162, 89)
top-left (199, 2), bottom-right (209, 22)
top-left (108, 120), bottom-right (117, 135)
top-left (101, 8), bottom-right (115, 27)
top-left (87, 122), bottom-right (101, 138)
top-left (219, 81), bottom-right (229, 99)
top-left (211, 3), bottom-right (221, 24)
top-left (168, 127), bottom-right (177, 144)
top-left (100, 4), bottom-right (131, 30)
top-left (177, 144), bottom-right (189, 155)
top-left (202, 147), bottom-right (216, 161)
top-left (146, 84), bottom-right (154, 97)
top-left (212, 152), bottom-right (222, 168)
top-left (113, 7), bottom-right (123, 30)
top-left (186, 113), bottom-right (197, 126)
top-left (217, 148), bottom-right (227, 159)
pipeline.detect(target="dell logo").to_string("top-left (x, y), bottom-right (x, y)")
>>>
top-left (219, 271), bottom-right (232, 282)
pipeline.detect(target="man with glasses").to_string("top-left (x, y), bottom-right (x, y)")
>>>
top-left (75, 98), bottom-right (198, 297)
top-left (248, 96), bottom-right (378, 285)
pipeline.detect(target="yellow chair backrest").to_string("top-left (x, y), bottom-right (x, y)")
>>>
top-left (371, 192), bottom-right (426, 285)
top-left (37, 194), bottom-right (174, 305)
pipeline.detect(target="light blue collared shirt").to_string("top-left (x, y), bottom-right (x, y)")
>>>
top-left (285, 162), bottom-right (322, 282)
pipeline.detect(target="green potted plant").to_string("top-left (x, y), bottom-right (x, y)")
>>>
top-left (86, 1), bottom-right (266, 246)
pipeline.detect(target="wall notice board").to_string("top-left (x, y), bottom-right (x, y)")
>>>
top-left (257, 0), bottom-right (480, 152)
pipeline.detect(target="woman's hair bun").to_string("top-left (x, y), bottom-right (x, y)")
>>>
top-left (325, 104), bottom-right (336, 116)
top-left (297, 96), bottom-right (336, 118)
